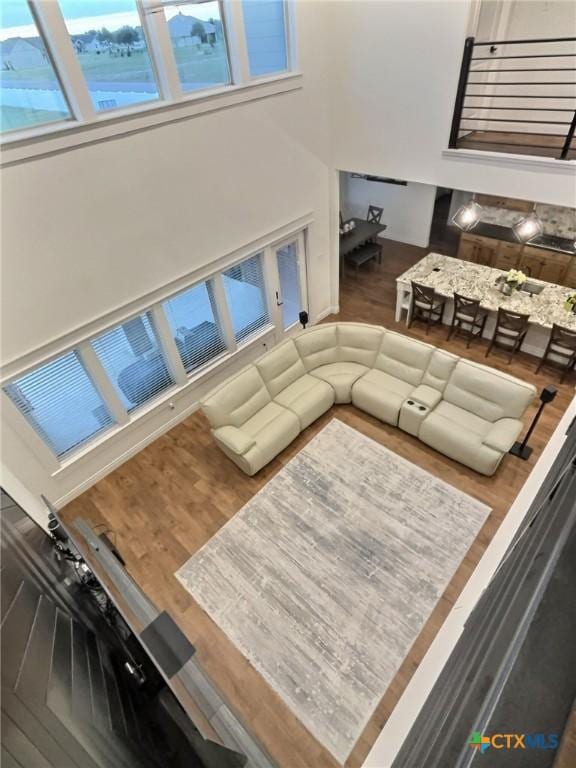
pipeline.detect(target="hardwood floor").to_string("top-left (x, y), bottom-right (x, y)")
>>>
top-left (457, 130), bottom-right (575, 161)
top-left (62, 239), bottom-right (575, 768)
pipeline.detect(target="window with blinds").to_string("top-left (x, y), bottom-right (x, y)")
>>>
top-left (91, 312), bottom-right (173, 413)
top-left (4, 351), bottom-right (114, 458)
top-left (223, 254), bottom-right (270, 342)
top-left (163, 281), bottom-right (227, 374)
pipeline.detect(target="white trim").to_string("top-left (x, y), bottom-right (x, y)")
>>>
top-left (149, 305), bottom-right (189, 387)
top-left (140, 0), bottom-right (183, 102)
top-left (0, 73), bottom-right (302, 165)
top-left (315, 305), bottom-right (338, 323)
top-left (362, 394), bottom-right (576, 768)
top-left (442, 148), bottom-right (576, 173)
top-left (77, 341), bottom-right (130, 426)
top-left (224, 0), bottom-right (250, 84)
top-left (0, 213), bottom-right (314, 381)
top-left (212, 274), bottom-right (238, 353)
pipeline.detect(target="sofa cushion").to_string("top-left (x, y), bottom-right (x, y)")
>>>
top-left (419, 401), bottom-right (504, 476)
top-left (421, 349), bottom-right (459, 392)
top-left (241, 402), bottom-right (301, 470)
top-left (274, 374), bottom-right (334, 429)
top-left (374, 332), bottom-right (433, 386)
top-left (311, 362), bottom-right (368, 403)
top-left (255, 339), bottom-right (306, 398)
top-left (294, 326), bottom-right (339, 371)
top-left (201, 366), bottom-right (270, 429)
top-left (337, 323), bottom-right (384, 366)
top-left (352, 369), bottom-right (414, 425)
top-left (444, 360), bottom-right (535, 422)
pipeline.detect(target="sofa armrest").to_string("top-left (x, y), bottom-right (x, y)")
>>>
top-left (483, 418), bottom-right (523, 454)
top-left (409, 384), bottom-right (442, 410)
top-left (213, 426), bottom-right (256, 456)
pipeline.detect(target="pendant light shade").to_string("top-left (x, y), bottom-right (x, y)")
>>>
top-left (451, 200), bottom-right (483, 232)
top-left (513, 212), bottom-right (543, 243)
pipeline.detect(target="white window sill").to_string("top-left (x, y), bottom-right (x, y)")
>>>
top-left (51, 324), bottom-right (276, 477)
top-left (442, 147), bottom-right (576, 173)
top-left (0, 72), bottom-right (303, 167)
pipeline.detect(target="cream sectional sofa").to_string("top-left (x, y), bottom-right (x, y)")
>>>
top-left (200, 323), bottom-right (536, 477)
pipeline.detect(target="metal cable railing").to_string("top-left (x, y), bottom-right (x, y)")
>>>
top-left (449, 36), bottom-right (576, 160)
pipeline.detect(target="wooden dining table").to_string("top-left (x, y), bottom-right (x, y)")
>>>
top-left (339, 218), bottom-right (387, 272)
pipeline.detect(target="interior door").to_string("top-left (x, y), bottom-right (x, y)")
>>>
top-left (271, 233), bottom-right (308, 337)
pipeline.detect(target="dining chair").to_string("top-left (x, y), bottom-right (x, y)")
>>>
top-left (485, 307), bottom-right (530, 364)
top-left (447, 292), bottom-right (488, 348)
top-left (536, 323), bottom-right (576, 382)
top-left (367, 205), bottom-right (384, 224)
top-left (339, 211), bottom-right (344, 227)
top-left (408, 282), bottom-right (446, 334)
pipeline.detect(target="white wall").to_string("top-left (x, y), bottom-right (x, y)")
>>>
top-left (330, 0), bottom-right (575, 206)
top-left (0, 0), bottom-right (335, 522)
top-left (340, 174), bottom-right (436, 247)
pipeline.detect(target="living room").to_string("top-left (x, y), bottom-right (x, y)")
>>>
top-left (1, 1), bottom-right (575, 767)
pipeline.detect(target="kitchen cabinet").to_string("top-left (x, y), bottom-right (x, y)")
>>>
top-left (564, 259), bottom-right (576, 289)
top-left (520, 247), bottom-right (571, 285)
top-left (492, 241), bottom-right (522, 272)
top-left (475, 194), bottom-right (533, 213)
top-left (458, 234), bottom-right (498, 267)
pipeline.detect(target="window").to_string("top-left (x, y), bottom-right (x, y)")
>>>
top-left (0, 0), bottom-right (71, 132)
top-left (242, 0), bottom-right (288, 77)
top-left (163, 281), bottom-right (227, 373)
top-left (164, 1), bottom-right (231, 92)
top-left (223, 254), bottom-right (270, 342)
top-left (276, 241), bottom-right (300, 329)
top-left (91, 312), bottom-right (173, 412)
top-left (59, 0), bottom-right (159, 112)
top-left (4, 351), bottom-right (113, 457)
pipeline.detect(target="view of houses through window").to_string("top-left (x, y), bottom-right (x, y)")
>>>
top-left (0, 0), bottom-right (292, 136)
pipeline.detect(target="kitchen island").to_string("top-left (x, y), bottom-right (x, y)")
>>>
top-left (396, 253), bottom-right (576, 357)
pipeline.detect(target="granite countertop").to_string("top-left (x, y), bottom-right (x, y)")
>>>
top-left (398, 253), bottom-right (576, 331)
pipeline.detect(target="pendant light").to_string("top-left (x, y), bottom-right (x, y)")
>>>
top-left (451, 200), bottom-right (483, 232)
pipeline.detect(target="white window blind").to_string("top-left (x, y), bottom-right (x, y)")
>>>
top-left (91, 312), bottom-right (173, 413)
top-left (163, 281), bottom-right (227, 373)
top-left (4, 351), bottom-right (114, 458)
top-left (223, 254), bottom-right (270, 342)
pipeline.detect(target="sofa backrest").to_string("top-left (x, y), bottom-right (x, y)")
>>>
top-left (422, 349), bottom-right (459, 392)
top-left (294, 325), bottom-right (339, 370)
top-left (337, 323), bottom-right (384, 366)
top-left (201, 365), bottom-right (271, 428)
top-left (374, 331), bottom-right (434, 386)
top-left (444, 360), bottom-right (535, 422)
top-left (255, 339), bottom-right (307, 397)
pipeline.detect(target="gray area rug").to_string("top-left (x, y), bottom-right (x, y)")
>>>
top-left (176, 419), bottom-right (491, 762)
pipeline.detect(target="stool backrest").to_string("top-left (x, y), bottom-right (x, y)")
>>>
top-left (454, 292), bottom-right (481, 319)
top-left (367, 205), bottom-right (383, 224)
top-left (412, 281), bottom-right (436, 307)
top-left (495, 307), bottom-right (530, 335)
top-left (551, 323), bottom-right (576, 351)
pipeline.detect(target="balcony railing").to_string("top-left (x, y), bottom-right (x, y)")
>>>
top-left (449, 36), bottom-right (576, 161)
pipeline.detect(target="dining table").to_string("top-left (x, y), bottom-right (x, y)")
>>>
top-left (339, 218), bottom-right (387, 272)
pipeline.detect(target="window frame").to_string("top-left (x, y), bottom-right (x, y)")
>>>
top-left (0, 220), bottom-right (309, 470)
top-left (0, 0), bottom-right (299, 154)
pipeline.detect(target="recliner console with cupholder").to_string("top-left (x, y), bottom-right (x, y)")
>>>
top-left (200, 323), bottom-right (537, 477)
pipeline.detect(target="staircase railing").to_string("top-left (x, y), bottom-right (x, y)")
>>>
top-left (449, 36), bottom-right (576, 160)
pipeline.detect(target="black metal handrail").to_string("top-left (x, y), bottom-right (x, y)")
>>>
top-left (449, 36), bottom-right (576, 160)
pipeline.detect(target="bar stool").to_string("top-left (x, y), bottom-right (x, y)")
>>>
top-left (447, 292), bottom-right (488, 348)
top-left (485, 307), bottom-right (530, 364)
top-left (536, 323), bottom-right (576, 382)
top-left (408, 281), bottom-right (446, 335)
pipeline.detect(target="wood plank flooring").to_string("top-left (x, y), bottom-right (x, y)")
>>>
top-left (62, 239), bottom-right (575, 768)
